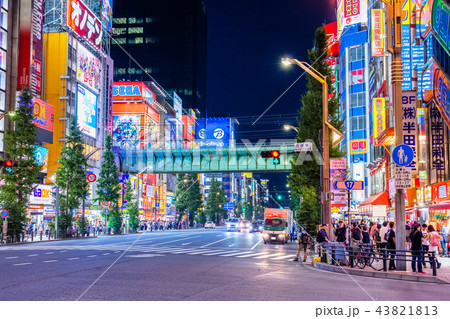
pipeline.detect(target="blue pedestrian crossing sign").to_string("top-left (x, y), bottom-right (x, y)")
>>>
top-left (392, 144), bottom-right (414, 166)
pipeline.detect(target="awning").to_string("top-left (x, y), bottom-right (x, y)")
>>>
top-left (360, 191), bottom-right (389, 207)
top-left (430, 201), bottom-right (450, 211)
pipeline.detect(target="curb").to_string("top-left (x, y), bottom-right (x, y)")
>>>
top-left (313, 262), bottom-right (450, 285)
top-left (0, 236), bottom-right (97, 246)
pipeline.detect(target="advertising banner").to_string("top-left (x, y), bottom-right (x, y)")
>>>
top-left (373, 98), bottom-right (386, 144)
top-left (402, 91), bottom-right (418, 172)
top-left (371, 9), bottom-right (384, 56)
top-left (101, 0), bottom-right (113, 34)
top-left (32, 98), bottom-right (53, 132)
top-left (195, 118), bottom-right (233, 148)
top-left (77, 84), bottom-right (98, 138)
top-left (337, 0), bottom-right (368, 36)
top-left (350, 139), bottom-right (367, 154)
top-left (113, 115), bottom-right (141, 150)
top-left (432, 65), bottom-right (450, 128)
top-left (29, 184), bottom-right (53, 205)
top-left (67, 0), bottom-right (102, 50)
top-left (330, 158), bottom-right (347, 207)
top-left (323, 22), bottom-right (339, 57)
top-left (105, 56), bottom-right (114, 134)
top-left (77, 43), bottom-right (100, 92)
top-left (32, 145), bottom-right (48, 173)
top-left (430, 103), bottom-right (445, 174)
top-left (17, 0), bottom-right (44, 97)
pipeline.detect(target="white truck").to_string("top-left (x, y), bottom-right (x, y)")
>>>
top-left (262, 208), bottom-right (293, 244)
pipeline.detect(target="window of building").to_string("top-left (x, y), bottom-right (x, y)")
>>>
top-left (114, 27), bottom-right (127, 35)
top-left (128, 17), bottom-right (143, 24)
top-left (184, 89), bottom-right (193, 95)
top-left (116, 68), bottom-right (126, 75)
top-left (1, 9), bottom-right (7, 30)
top-left (0, 49), bottom-right (5, 70)
top-left (114, 38), bottom-right (126, 44)
top-left (351, 116), bottom-right (366, 131)
top-left (145, 37), bottom-right (159, 43)
top-left (113, 17), bottom-right (127, 24)
top-left (128, 27), bottom-right (143, 34)
top-left (0, 90), bottom-right (5, 111)
top-left (350, 92), bottom-right (365, 108)
top-left (146, 17), bottom-right (159, 23)
top-left (0, 29), bottom-right (6, 50)
top-left (349, 46), bottom-right (364, 62)
top-left (128, 37), bottom-right (143, 44)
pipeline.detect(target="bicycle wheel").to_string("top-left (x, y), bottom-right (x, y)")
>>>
top-left (355, 252), bottom-right (366, 269)
top-left (369, 252), bottom-right (384, 271)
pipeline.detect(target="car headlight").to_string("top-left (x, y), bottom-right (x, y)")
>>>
top-left (263, 233), bottom-right (269, 238)
top-left (278, 234), bottom-right (285, 237)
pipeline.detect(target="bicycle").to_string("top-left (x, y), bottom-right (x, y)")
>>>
top-left (354, 244), bottom-right (383, 271)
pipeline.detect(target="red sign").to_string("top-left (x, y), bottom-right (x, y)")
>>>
top-left (87, 173), bottom-right (97, 183)
top-left (32, 99), bottom-right (54, 132)
top-left (18, 0), bottom-right (44, 97)
top-left (67, 0), bottom-right (103, 50)
top-left (323, 22), bottom-right (339, 57)
top-left (431, 180), bottom-right (450, 202)
top-left (113, 82), bottom-right (157, 104)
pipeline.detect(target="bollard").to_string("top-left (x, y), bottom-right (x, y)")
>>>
top-left (349, 247), bottom-right (354, 268)
top-left (432, 252), bottom-right (437, 276)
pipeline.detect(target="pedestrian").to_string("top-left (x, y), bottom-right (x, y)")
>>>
top-left (410, 223), bottom-right (425, 274)
top-left (370, 222), bottom-right (378, 240)
top-left (373, 224), bottom-right (382, 249)
top-left (335, 220), bottom-right (347, 243)
top-left (316, 224), bottom-right (330, 261)
top-left (422, 224), bottom-right (431, 268)
top-left (351, 222), bottom-right (362, 247)
top-left (380, 221), bottom-right (389, 250)
top-left (406, 220), bottom-right (412, 251)
top-left (362, 225), bottom-right (371, 244)
top-left (387, 221), bottom-right (396, 270)
top-left (426, 225), bottom-right (442, 269)
top-left (439, 221), bottom-right (449, 257)
top-left (293, 228), bottom-right (310, 262)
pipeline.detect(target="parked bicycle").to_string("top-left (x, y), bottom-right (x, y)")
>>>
top-left (352, 244), bottom-right (383, 271)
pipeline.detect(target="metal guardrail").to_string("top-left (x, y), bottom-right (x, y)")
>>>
top-left (319, 243), bottom-right (439, 276)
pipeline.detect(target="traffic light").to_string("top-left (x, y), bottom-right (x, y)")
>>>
top-left (260, 150), bottom-right (280, 158)
top-left (0, 160), bottom-right (18, 174)
top-left (277, 195), bottom-right (282, 200)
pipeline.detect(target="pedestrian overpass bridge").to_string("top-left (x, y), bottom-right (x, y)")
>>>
top-left (118, 145), bottom-right (296, 174)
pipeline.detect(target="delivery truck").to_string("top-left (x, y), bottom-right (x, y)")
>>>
top-left (262, 208), bottom-right (293, 244)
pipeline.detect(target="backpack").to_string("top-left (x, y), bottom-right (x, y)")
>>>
top-left (301, 233), bottom-right (309, 244)
top-left (430, 232), bottom-right (441, 246)
top-left (352, 227), bottom-right (361, 240)
top-left (373, 229), bottom-right (381, 242)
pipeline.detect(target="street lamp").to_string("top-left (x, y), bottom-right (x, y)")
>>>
top-left (281, 57), bottom-right (333, 238)
top-left (284, 124), bottom-right (298, 133)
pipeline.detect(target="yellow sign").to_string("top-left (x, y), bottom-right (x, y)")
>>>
top-left (350, 139), bottom-right (367, 154)
top-left (243, 172), bottom-right (252, 179)
top-left (371, 9), bottom-right (384, 56)
top-left (373, 98), bottom-right (386, 143)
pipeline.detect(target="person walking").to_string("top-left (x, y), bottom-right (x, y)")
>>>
top-left (293, 228), bottom-right (310, 262)
top-left (426, 225), bottom-right (442, 269)
top-left (422, 224), bottom-right (430, 268)
top-left (439, 222), bottom-right (449, 257)
top-left (410, 223), bottom-right (425, 274)
top-left (387, 221), bottom-right (396, 270)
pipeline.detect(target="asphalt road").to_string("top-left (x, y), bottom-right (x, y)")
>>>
top-left (0, 228), bottom-right (449, 301)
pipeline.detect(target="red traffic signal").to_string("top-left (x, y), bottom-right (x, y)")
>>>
top-left (260, 150), bottom-right (280, 158)
top-left (5, 160), bottom-right (13, 167)
top-left (0, 160), bottom-right (18, 173)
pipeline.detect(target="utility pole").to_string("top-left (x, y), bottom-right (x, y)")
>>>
top-left (391, 0), bottom-right (406, 270)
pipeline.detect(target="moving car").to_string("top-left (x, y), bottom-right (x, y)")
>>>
top-left (239, 220), bottom-right (251, 232)
top-left (262, 208), bottom-right (292, 244)
top-left (250, 220), bottom-right (264, 233)
top-left (226, 218), bottom-right (240, 232)
top-left (204, 221), bottom-right (216, 229)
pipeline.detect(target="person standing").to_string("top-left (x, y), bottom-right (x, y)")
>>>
top-left (373, 224), bottom-right (382, 249)
top-left (351, 222), bottom-right (362, 247)
top-left (362, 225), bottom-right (371, 244)
top-left (379, 221), bottom-right (389, 250)
top-left (387, 221), bottom-right (396, 270)
top-left (410, 223), bottom-right (425, 274)
top-left (422, 224), bottom-right (430, 268)
top-left (316, 224), bottom-right (330, 261)
top-left (293, 228), bottom-right (310, 262)
top-left (405, 221), bottom-right (412, 251)
top-left (335, 221), bottom-right (347, 243)
top-left (439, 222), bottom-right (449, 257)
top-left (426, 225), bottom-right (442, 269)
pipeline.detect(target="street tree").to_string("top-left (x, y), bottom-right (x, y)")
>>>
top-left (296, 185), bottom-right (321, 236)
top-left (95, 134), bottom-right (121, 233)
top-left (0, 88), bottom-right (42, 238)
top-left (125, 179), bottom-right (139, 232)
top-left (289, 26), bottom-right (345, 229)
top-left (56, 117), bottom-right (89, 232)
top-left (204, 175), bottom-right (227, 223)
top-left (175, 173), bottom-right (202, 226)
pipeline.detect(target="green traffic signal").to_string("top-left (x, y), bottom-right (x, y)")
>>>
top-left (273, 158), bottom-right (280, 165)
top-left (277, 195), bottom-right (282, 200)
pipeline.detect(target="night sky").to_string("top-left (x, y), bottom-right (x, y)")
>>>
top-left (205, 0), bottom-right (335, 197)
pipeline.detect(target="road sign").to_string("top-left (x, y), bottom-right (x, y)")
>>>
top-left (104, 210), bottom-right (109, 215)
top-left (1, 210), bottom-right (8, 218)
top-left (295, 142), bottom-right (312, 152)
top-left (395, 166), bottom-right (412, 189)
top-left (87, 173), bottom-right (97, 183)
top-left (101, 201), bottom-right (111, 208)
top-left (392, 144), bottom-right (414, 166)
top-left (333, 180), bottom-right (364, 190)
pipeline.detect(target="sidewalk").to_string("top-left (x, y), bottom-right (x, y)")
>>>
top-left (313, 254), bottom-right (450, 285)
top-left (0, 233), bottom-right (98, 245)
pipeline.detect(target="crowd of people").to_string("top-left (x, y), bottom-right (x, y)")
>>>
top-left (294, 219), bottom-right (450, 274)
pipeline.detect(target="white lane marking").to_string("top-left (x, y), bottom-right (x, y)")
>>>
top-left (114, 251), bottom-right (120, 253)
top-left (181, 242), bottom-right (191, 246)
top-left (43, 260), bottom-right (58, 263)
top-left (87, 255), bottom-right (97, 258)
top-left (186, 250), bottom-right (218, 255)
top-left (60, 250), bottom-right (68, 253)
top-left (216, 235), bottom-right (222, 237)
top-left (28, 254), bottom-right (38, 257)
top-left (45, 252), bottom-right (54, 255)
top-left (272, 254), bottom-right (297, 260)
top-left (235, 252), bottom-right (268, 258)
top-left (219, 251), bottom-right (253, 257)
top-left (68, 257), bottom-right (80, 260)
top-left (14, 263), bottom-right (32, 266)
top-left (254, 253), bottom-right (284, 259)
top-left (152, 236), bottom-right (200, 246)
top-left (126, 254), bottom-right (164, 258)
top-left (202, 250), bottom-right (228, 256)
top-left (168, 249), bottom-right (200, 254)
top-left (102, 253), bottom-right (110, 255)
top-left (251, 239), bottom-right (262, 250)
top-left (5, 256), bottom-right (19, 259)
top-left (229, 243), bottom-right (235, 247)
top-left (200, 237), bottom-right (229, 248)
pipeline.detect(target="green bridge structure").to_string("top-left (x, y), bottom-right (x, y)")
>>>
top-left (118, 144), bottom-right (297, 174)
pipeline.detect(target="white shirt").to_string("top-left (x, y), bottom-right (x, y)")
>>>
top-left (380, 226), bottom-right (389, 243)
top-left (422, 230), bottom-right (429, 246)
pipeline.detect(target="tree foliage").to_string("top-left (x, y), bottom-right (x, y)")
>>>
top-left (175, 173), bottom-right (203, 226)
top-left (296, 185), bottom-right (321, 236)
top-left (204, 175), bottom-right (227, 223)
top-left (0, 88), bottom-right (42, 237)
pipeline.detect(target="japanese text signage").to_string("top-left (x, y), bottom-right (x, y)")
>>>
top-left (395, 166), bottom-right (412, 189)
top-left (323, 22), bottom-right (339, 57)
top-left (373, 98), bottom-right (386, 144)
top-left (431, 180), bottom-right (450, 202)
top-left (430, 103), bottom-right (445, 173)
top-left (330, 158), bottom-right (347, 207)
top-left (402, 91), bottom-right (418, 171)
top-left (433, 67), bottom-right (450, 128)
top-left (371, 9), bottom-right (384, 56)
top-left (432, 0), bottom-right (450, 53)
top-left (67, 0), bottom-right (102, 51)
top-left (350, 139), bottom-right (367, 154)
top-left (337, 0), bottom-right (368, 36)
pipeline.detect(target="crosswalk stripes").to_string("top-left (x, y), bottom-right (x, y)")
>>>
top-left (235, 252), bottom-right (268, 258)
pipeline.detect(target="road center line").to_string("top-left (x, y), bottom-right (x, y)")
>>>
top-left (87, 255), bottom-right (97, 258)
top-left (28, 254), bottom-right (38, 257)
top-left (5, 256), bottom-right (19, 259)
top-left (14, 263), bottom-right (32, 266)
top-left (68, 257), bottom-right (80, 260)
top-left (43, 260), bottom-right (58, 263)
top-left (200, 237), bottom-right (228, 248)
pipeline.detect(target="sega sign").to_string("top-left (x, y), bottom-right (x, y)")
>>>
top-left (113, 82), bottom-right (156, 104)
